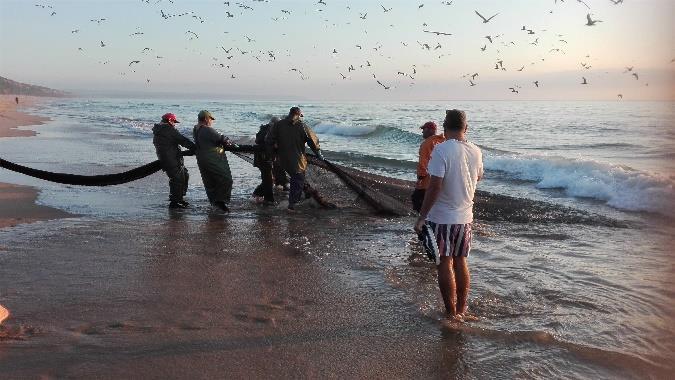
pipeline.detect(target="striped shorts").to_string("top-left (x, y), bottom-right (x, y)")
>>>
top-left (427, 222), bottom-right (472, 258)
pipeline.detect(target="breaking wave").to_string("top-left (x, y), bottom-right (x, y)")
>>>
top-left (485, 152), bottom-right (675, 217)
top-left (313, 122), bottom-right (420, 143)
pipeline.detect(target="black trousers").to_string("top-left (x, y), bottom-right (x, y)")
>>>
top-left (167, 166), bottom-right (189, 202)
top-left (253, 162), bottom-right (274, 202)
top-left (273, 160), bottom-right (288, 186)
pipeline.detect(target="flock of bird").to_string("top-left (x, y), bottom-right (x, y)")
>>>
top-left (32, 0), bottom-right (672, 98)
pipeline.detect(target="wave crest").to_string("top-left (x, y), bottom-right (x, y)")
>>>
top-left (485, 153), bottom-right (675, 217)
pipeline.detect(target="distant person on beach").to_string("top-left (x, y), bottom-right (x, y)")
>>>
top-left (15, 97), bottom-right (19, 105)
top-left (414, 109), bottom-right (483, 321)
top-left (152, 113), bottom-right (196, 209)
top-left (252, 116), bottom-right (280, 205)
top-left (193, 110), bottom-right (234, 212)
top-left (265, 106), bottom-right (323, 211)
top-left (412, 121), bottom-right (445, 212)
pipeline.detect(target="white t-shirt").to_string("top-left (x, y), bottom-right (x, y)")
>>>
top-left (426, 139), bottom-right (483, 224)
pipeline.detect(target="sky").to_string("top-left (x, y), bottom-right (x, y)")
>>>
top-left (0, 0), bottom-right (673, 100)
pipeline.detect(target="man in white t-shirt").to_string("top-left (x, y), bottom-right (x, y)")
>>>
top-left (414, 109), bottom-right (483, 321)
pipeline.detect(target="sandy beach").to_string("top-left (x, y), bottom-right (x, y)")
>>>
top-left (0, 97), bottom-right (672, 379)
top-left (0, 95), bottom-right (73, 228)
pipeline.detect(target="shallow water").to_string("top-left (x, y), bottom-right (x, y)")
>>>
top-left (0, 98), bottom-right (674, 378)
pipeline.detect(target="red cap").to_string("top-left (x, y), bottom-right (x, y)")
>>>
top-left (161, 113), bottom-right (180, 123)
top-left (421, 121), bottom-right (437, 131)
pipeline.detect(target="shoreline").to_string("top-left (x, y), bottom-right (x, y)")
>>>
top-left (0, 95), bottom-right (73, 229)
top-left (0, 95), bottom-right (74, 328)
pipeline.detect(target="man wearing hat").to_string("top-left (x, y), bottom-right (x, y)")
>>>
top-left (152, 113), bottom-right (196, 209)
top-left (192, 110), bottom-right (234, 212)
top-left (411, 121), bottom-right (445, 212)
top-left (265, 106), bottom-right (323, 211)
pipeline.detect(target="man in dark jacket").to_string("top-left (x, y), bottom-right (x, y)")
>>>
top-left (253, 116), bottom-right (280, 205)
top-left (266, 107), bottom-right (324, 210)
top-left (152, 113), bottom-right (196, 209)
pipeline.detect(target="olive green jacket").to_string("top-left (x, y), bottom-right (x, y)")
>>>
top-left (265, 117), bottom-right (320, 174)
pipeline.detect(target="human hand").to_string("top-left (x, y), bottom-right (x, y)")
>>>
top-left (414, 216), bottom-right (426, 234)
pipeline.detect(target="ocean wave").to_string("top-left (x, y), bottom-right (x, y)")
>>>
top-left (484, 153), bottom-right (675, 217)
top-left (313, 122), bottom-right (420, 143)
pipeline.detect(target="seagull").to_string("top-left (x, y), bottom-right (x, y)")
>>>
top-left (332, 48), bottom-right (338, 54)
top-left (376, 80), bottom-right (390, 89)
top-left (244, 35), bottom-right (255, 43)
top-left (100, 40), bottom-right (106, 47)
top-left (517, 66), bottom-right (524, 71)
top-left (509, 87), bottom-right (519, 93)
top-left (71, 29), bottom-right (79, 33)
top-left (381, 5), bottom-right (392, 12)
top-left (617, 94), bottom-right (623, 99)
top-left (485, 35), bottom-right (493, 43)
top-left (423, 30), bottom-right (452, 36)
top-left (623, 66), bottom-right (634, 72)
top-left (610, 0), bottom-right (624, 4)
top-left (418, 4), bottom-right (424, 9)
top-left (469, 80), bottom-right (476, 87)
top-left (90, 18), bottom-right (106, 24)
top-left (348, 64), bottom-right (355, 72)
top-left (318, 0), bottom-right (326, 4)
top-left (533, 81), bottom-right (539, 87)
top-left (359, 12), bottom-right (367, 19)
top-left (129, 60), bottom-right (140, 66)
top-left (585, 14), bottom-right (602, 26)
top-left (632, 72), bottom-right (639, 80)
top-left (226, 11), bottom-right (234, 17)
top-left (339, 73), bottom-right (347, 79)
top-left (581, 77), bottom-right (588, 84)
top-left (475, 10), bottom-right (499, 23)
top-left (471, 73), bottom-right (478, 80)
top-left (577, 0), bottom-right (590, 9)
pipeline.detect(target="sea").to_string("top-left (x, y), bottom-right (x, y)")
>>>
top-left (1, 98), bottom-right (673, 379)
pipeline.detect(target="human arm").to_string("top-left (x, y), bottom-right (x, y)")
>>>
top-left (304, 124), bottom-right (323, 158)
top-left (414, 176), bottom-right (443, 233)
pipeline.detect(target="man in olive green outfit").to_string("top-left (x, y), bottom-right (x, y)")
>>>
top-left (265, 106), bottom-right (324, 210)
top-left (193, 110), bottom-right (234, 212)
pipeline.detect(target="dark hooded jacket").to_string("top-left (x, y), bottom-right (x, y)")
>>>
top-left (152, 122), bottom-right (196, 171)
top-left (265, 117), bottom-right (320, 174)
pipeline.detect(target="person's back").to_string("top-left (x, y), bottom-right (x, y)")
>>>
top-left (151, 113), bottom-right (195, 208)
top-left (152, 121), bottom-right (194, 171)
top-left (269, 116), bottom-right (319, 174)
top-left (426, 139), bottom-right (482, 223)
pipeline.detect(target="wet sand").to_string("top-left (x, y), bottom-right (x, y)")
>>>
top-left (0, 96), bottom-right (74, 331)
top-left (0, 96), bottom-right (74, 228)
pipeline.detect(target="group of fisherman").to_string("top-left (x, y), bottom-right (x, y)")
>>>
top-left (152, 106), bottom-right (323, 212)
top-left (154, 105), bottom-right (482, 320)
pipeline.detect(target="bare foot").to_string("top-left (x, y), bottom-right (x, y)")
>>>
top-left (460, 312), bottom-right (480, 322)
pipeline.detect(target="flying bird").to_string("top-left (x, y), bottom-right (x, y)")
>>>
top-left (100, 40), bottom-right (106, 47)
top-left (381, 5), bottom-right (392, 12)
top-left (376, 80), bottom-right (390, 89)
top-left (585, 14), bottom-right (602, 26)
top-left (129, 60), bottom-right (140, 66)
top-left (423, 30), bottom-right (452, 36)
top-left (632, 72), bottom-right (639, 80)
top-left (475, 10), bottom-right (499, 23)
top-left (577, 0), bottom-right (590, 9)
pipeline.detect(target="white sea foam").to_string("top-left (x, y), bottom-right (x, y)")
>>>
top-left (484, 153), bottom-right (675, 216)
top-left (313, 122), bottom-right (378, 136)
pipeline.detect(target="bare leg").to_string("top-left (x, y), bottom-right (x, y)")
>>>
top-left (437, 256), bottom-right (457, 316)
top-left (453, 256), bottom-right (470, 315)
